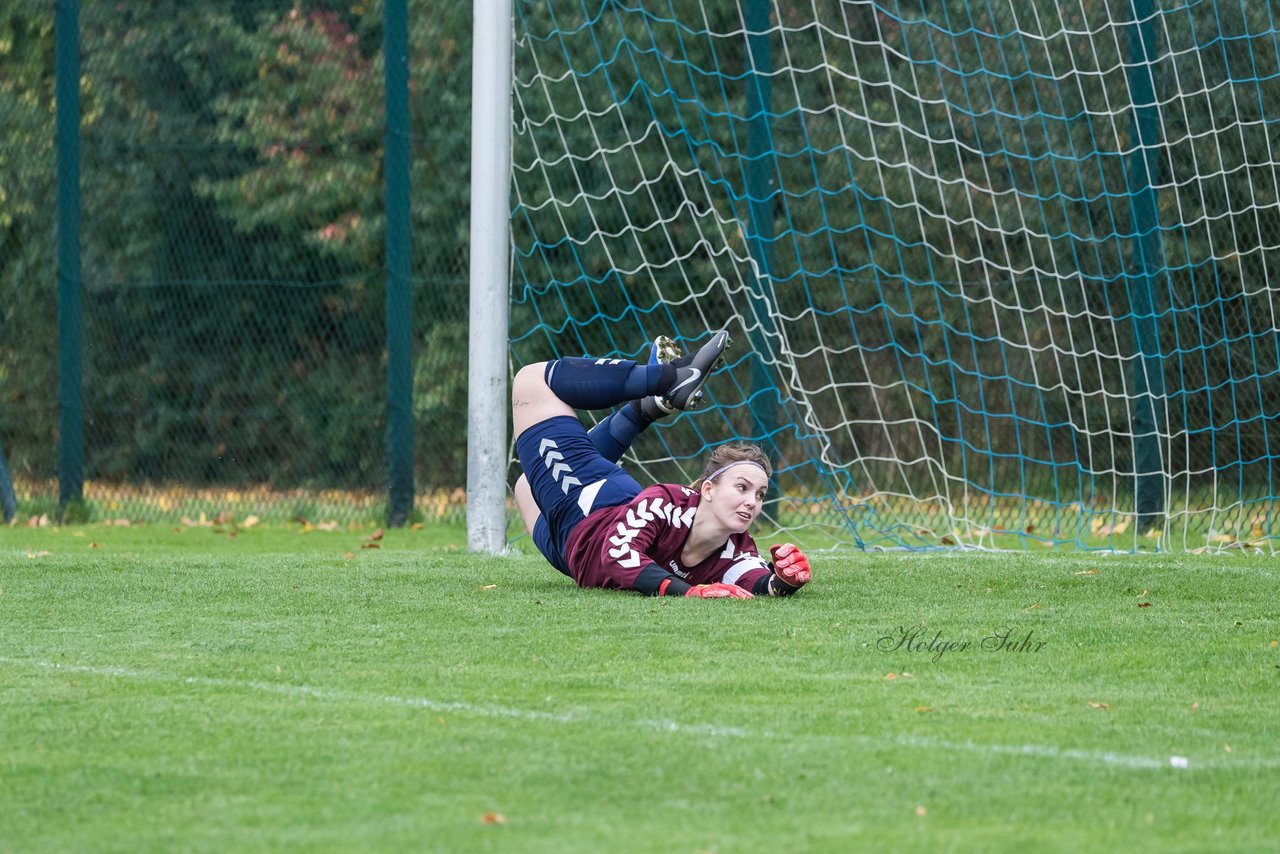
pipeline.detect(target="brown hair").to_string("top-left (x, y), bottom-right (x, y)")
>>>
top-left (692, 442), bottom-right (773, 489)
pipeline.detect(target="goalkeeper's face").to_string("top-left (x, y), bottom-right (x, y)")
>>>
top-left (701, 465), bottom-right (769, 534)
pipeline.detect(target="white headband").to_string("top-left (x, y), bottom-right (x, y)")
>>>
top-left (704, 460), bottom-right (769, 483)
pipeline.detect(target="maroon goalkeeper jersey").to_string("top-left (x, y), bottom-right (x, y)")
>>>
top-left (562, 483), bottom-right (771, 592)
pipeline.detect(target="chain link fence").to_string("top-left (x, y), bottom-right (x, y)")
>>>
top-left (1, 0), bottom-right (472, 525)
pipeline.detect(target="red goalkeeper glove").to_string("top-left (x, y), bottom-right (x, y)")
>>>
top-left (769, 543), bottom-right (812, 589)
top-left (685, 582), bottom-right (754, 599)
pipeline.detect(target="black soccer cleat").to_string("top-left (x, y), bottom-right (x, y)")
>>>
top-left (663, 326), bottom-right (731, 411)
top-left (638, 395), bottom-right (675, 421)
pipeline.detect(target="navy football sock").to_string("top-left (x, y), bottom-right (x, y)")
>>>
top-left (586, 400), bottom-right (652, 463)
top-left (544, 358), bottom-right (674, 410)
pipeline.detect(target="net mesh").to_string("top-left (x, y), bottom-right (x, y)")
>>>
top-left (509, 0), bottom-right (1280, 552)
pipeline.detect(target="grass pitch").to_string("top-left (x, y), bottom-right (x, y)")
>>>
top-left (1, 523), bottom-right (1277, 852)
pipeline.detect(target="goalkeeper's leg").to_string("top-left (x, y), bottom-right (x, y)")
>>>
top-left (512, 348), bottom-right (664, 575)
top-left (514, 473), bottom-right (574, 577)
top-left (586, 335), bottom-right (680, 462)
top-left (512, 325), bottom-right (730, 440)
top-left (512, 357), bottom-right (670, 438)
top-left (585, 330), bottom-right (731, 463)
top-left (514, 474), bottom-right (539, 535)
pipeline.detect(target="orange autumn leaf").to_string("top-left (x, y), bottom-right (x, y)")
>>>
top-left (480, 812), bottom-right (508, 825)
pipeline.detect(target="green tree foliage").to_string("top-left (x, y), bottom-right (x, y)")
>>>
top-left (2, 0), bottom-right (474, 496)
top-left (0, 4), bottom-right (57, 479)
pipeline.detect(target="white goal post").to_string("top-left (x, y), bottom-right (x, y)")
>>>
top-left (466, 0), bottom-right (514, 554)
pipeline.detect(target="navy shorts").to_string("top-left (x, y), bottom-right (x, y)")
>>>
top-left (516, 416), bottom-right (643, 576)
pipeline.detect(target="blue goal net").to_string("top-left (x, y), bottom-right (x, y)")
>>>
top-left (508, 0), bottom-right (1279, 553)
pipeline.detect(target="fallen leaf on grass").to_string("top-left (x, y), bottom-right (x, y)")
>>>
top-left (1224, 744), bottom-right (1232, 752)
top-left (480, 584), bottom-right (498, 590)
top-left (1088, 701), bottom-right (1110, 710)
top-left (367, 528), bottom-right (384, 541)
top-left (89, 542), bottom-right (100, 549)
top-left (915, 805), bottom-right (927, 817)
top-left (914, 706), bottom-right (933, 713)
top-left (1138, 602), bottom-right (1153, 608)
top-left (480, 812), bottom-right (508, 825)
top-left (242, 515), bottom-right (260, 528)
top-left (316, 521), bottom-right (339, 532)
top-left (1270, 640), bottom-right (1278, 648)
top-left (1075, 568), bottom-right (1099, 575)
top-left (1023, 603), bottom-right (1041, 611)
top-left (26, 550), bottom-right (51, 559)
top-left (360, 543), bottom-right (380, 550)
top-left (343, 551), bottom-right (355, 560)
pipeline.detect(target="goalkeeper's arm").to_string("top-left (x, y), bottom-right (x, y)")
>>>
top-left (634, 565), bottom-right (754, 598)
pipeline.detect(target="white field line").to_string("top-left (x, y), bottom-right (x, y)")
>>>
top-left (0, 656), bottom-right (749, 739)
top-left (4, 656), bottom-right (1273, 771)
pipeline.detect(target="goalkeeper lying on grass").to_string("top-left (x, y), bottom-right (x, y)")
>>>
top-left (512, 326), bottom-right (812, 600)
